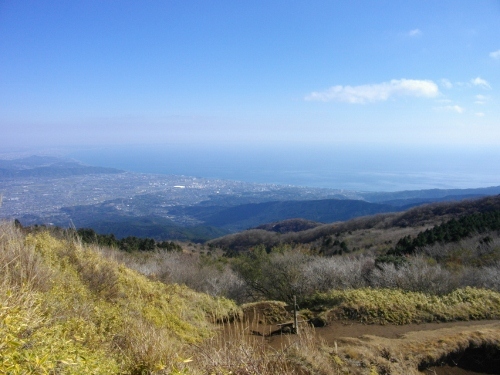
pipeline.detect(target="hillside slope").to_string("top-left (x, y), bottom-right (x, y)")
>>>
top-left (172, 198), bottom-right (400, 232)
top-left (3, 221), bottom-right (500, 375)
top-left (0, 222), bottom-right (239, 374)
top-left (209, 194), bottom-right (500, 251)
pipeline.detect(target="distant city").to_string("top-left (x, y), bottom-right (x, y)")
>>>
top-left (2, 155), bottom-right (500, 241)
top-left (0, 156), bottom-right (354, 229)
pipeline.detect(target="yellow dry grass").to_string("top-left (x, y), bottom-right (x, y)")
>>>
top-left (0, 222), bottom-right (240, 374)
top-left (308, 287), bottom-right (500, 324)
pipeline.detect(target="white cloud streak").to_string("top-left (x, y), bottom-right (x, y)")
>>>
top-left (471, 77), bottom-right (491, 89)
top-left (409, 29), bottom-right (422, 37)
top-left (447, 105), bottom-right (465, 113)
top-left (444, 105), bottom-right (465, 114)
top-left (305, 79), bottom-right (439, 104)
top-left (490, 50), bottom-right (500, 60)
top-left (475, 94), bottom-right (488, 105)
top-left (435, 105), bottom-right (464, 114)
top-left (440, 79), bottom-right (453, 89)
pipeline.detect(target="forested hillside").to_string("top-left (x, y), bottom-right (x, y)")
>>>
top-left (209, 195), bottom-right (500, 252)
top-left (170, 198), bottom-right (400, 231)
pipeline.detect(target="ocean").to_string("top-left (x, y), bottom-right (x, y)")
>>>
top-left (68, 143), bottom-right (500, 192)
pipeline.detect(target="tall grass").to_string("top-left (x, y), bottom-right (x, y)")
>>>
top-left (0, 222), bottom-right (241, 374)
top-left (189, 320), bottom-right (348, 375)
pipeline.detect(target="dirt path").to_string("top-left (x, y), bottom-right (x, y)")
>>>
top-left (259, 319), bottom-right (500, 345)
top-left (248, 320), bottom-right (500, 375)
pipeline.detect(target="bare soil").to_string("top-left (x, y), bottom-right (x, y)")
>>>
top-left (257, 319), bottom-right (499, 343)
top-left (248, 319), bottom-right (500, 375)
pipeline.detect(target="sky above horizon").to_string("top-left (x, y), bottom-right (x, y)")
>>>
top-left (1, 1), bottom-right (499, 153)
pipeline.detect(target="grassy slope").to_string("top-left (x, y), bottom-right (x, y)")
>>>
top-left (0, 223), bottom-right (239, 374)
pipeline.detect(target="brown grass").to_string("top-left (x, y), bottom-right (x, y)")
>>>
top-left (189, 321), bottom-right (349, 375)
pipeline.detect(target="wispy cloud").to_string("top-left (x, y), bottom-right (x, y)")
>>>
top-left (440, 79), bottom-right (453, 89)
top-left (490, 50), bottom-right (500, 60)
top-left (475, 94), bottom-right (488, 105)
top-left (436, 99), bottom-right (452, 104)
top-left (305, 79), bottom-right (439, 104)
top-left (408, 28), bottom-right (422, 37)
top-left (475, 112), bottom-right (485, 117)
top-left (446, 105), bottom-right (465, 114)
top-left (471, 77), bottom-right (491, 89)
top-left (436, 105), bottom-right (465, 114)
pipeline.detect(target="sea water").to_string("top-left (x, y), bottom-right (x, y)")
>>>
top-left (68, 143), bottom-right (500, 192)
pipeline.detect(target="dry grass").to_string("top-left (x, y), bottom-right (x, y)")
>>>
top-left (2, 220), bottom-right (499, 374)
top-left (192, 321), bottom-right (300, 375)
top-left (307, 287), bottom-right (500, 324)
top-left (190, 321), bottom-right (350, 375)
top-left (0, 221), bottom-right (240, 374)
top-left (0, 222), bottom-right (53, 291)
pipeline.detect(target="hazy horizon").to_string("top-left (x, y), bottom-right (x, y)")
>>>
top-left (62, 143), bottom-right (500, 192)
top-left (1, 2), bottom-right (499, 191)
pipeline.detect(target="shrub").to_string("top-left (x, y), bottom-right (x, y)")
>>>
top-left (301, 256), bottom-right (372, 293)
top-left (233, 245), bottom-right (312, 303)
top-left (370, 256), bottom-right (458, 294)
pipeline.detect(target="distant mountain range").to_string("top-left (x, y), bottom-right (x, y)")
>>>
top-left (360, 187), bottom-right (500, 205)
top-left (0, 155), bottom-right (123, 177)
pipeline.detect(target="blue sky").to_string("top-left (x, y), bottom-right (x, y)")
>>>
top-left (1, 0), bottom-right (499, 152)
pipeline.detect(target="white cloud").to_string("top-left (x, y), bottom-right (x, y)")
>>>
top-left (305, 79), bottom-right (439, 104)
top-left (476, 112), bottom-right (485, 117)
top-left (490, 50), bottom-right (500, 60)
top-left (437, 105), bottom-right (464, 114)
top-left (408, 29), bottom-right (422, 37)
top-left (471, 77), bottom-right (491, 89)
top-left (448, 105), bottom-right (464, 113)
top-left (440, 79), bottom-right (453, 89)
top-left (475, 94), bottom-right (488, 105)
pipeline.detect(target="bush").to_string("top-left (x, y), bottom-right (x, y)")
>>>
top-left (301, 256), bottom-right (372, 292)
top-left (232, 245), bottom-right (312, 303)
top-left (370, 256), bottom-right (458, 294)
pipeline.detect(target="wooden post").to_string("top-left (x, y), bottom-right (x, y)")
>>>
top-left (293, 295), bottom-right (298, 335)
